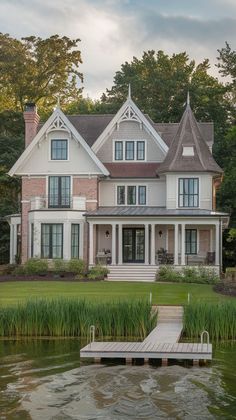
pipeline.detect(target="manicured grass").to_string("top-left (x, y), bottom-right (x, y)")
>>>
top-left (0, 281), bottom-right (233, 306)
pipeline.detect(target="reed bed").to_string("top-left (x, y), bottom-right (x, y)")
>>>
top-left (183, 301), bottom-right (236, 341)
top-left (0, 298), bottom-right (156, 339)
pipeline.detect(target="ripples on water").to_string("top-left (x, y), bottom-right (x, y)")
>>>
top-left (0, 340), bottom-right (236, 419)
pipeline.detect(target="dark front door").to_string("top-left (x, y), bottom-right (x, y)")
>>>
top-left (123, 228), bottom-right (145, 263)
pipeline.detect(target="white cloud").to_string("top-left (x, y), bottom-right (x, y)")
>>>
top-left (0, 0), bottom-right (235, 98)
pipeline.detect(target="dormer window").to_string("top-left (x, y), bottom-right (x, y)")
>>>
top-left (51, 139), bottom-right (68, 160)
top-left (114, 140), bottom-right (146, 161)
top-left (182, 146), bottom-right (194, 156)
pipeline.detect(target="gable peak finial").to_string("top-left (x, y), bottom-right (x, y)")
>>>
top-left (187, 91), bottom-right (190, 107)
top-left (56, 95), bottom-right (61, 109)
top-left (128, 83), bottom-right (131, 100)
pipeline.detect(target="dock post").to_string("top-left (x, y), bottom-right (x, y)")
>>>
top-left (193, 359), bottom-right (199, 366)
top-left (126, 358), bottom-right (133, 365)
top-left (94, 357), bottom-right (101, 364)
top-left (162, 358), bottom-right (168, 366)
top-left (144, 358), bottom-right (149, 365)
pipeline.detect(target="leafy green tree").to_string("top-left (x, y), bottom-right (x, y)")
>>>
top-left (0, 33), bottom-right (83, 111)
top-left (0, 111), bottom-right (24, 263)
top-left (217, 42), bottom-right (236, 104)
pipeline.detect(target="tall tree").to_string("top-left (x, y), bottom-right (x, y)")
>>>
top-left (0, 111), bottom-right (24, 263)
top-left (0, 33), bottom-right (83, 111)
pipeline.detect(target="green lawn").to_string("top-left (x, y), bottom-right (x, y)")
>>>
top-left (0, 281), bottom-right (233, 306)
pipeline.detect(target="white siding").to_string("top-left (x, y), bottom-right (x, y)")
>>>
top-left (166, 173), bottom-right (213, 210)
top-left (99, 179), bottom-right (166, 207)
top-left (18, 131), bottom-right (103, 175)
top-left (97, 121), bottom-right (166, 163)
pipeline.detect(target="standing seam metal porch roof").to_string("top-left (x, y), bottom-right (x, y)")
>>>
top-left (85, 206), bottom-right (228, 217)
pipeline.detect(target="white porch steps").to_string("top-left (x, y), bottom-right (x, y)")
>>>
top-left (107, 265), bottom-right (157, 282)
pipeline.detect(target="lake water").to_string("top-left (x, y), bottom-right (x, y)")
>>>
top-left (0, 339), bottom-right (236, 419)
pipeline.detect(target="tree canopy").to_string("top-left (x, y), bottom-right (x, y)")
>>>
top-left (0, 33), bottom-right (83, 111)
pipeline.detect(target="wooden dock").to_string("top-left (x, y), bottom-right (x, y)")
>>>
top-left (80, 306), bottom-right (212, 365)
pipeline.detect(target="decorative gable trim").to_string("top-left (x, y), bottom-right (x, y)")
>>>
top-left (8, 108), bottom-right (109, 177)
top-left (92, 98), bottom-right (169, 155)
top-left (46, 114), bottom-right (71, 135)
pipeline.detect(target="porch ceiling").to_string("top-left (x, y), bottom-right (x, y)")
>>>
top-left (85, 206), bottom-right (229, 218)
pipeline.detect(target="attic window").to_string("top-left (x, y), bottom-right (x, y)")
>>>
top-left (182, 146), bottom-right (194, 156)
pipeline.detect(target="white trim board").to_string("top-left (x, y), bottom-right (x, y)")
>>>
top-left (9, 107), bottom-right (110, 177)
top-left (92, 98), bottom-right (169, 155)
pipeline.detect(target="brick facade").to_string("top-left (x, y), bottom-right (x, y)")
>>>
top-left (73, 177), bottom-right (98, 211)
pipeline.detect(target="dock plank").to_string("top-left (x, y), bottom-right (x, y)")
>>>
top-left (80, 305), bottom-right (212, 362)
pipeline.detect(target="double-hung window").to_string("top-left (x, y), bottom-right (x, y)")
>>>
top-left (185, 229), bottom-right (197, 255)
top-left (71, 224), bottom-right (80, 259)
top-left (179, 178), bottom-right (199, 207)
top-left (48, 176), bottom-right (71, 208)
top-left (115, 141), bottom-right (123, 160)
top-left (125, 141), bottom-right (134, 160)
top-left (51, 139), bottom-right (68, 160)
top-left (117, 186), bottom-right (125, 205)
top-left (41, 224), bottom-right (63, 259)
top-left (127, 186), bottom-right (136, 205)
top-left (138, 186), bottom-right (146, 205)
top-left (137, 141), bottom-right (145, 160)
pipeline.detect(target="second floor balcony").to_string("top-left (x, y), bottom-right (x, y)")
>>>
top-left (30, 196), bottom-right (86, 211)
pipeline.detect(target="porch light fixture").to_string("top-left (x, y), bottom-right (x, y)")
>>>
top-left (105, 230), bottom-right (110, 239)
top-left (159, 230), bottom-right (163, 238)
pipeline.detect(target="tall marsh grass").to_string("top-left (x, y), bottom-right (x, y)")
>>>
top-left (184, 301), bottom-right (236, 341)
top-left (0, 298), bottom-right (156, 339)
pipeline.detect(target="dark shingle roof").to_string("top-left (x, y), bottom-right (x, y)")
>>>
top-left (85, 206), bottom-right (228, 217)
top-left (67, 114), bottom-right (114, 147)
top-left (103, 162), bottom-right (160, 178)
top-left (39, 113), bottom-right (213, 151)
top-left (157, 104), bottom-right (222, 174)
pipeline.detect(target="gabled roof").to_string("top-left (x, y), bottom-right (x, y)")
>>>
top-left (8, 107), bottom-right (109, 177)
top-left (157, 102), bottom-right (222, 174)
top-left (91, 97), bottom-right (169, 155)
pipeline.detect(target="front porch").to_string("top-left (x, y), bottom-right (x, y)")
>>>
top-left (88, 219), bottom-right (222, 277)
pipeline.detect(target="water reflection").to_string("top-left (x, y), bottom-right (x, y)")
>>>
top-left (0, 340), bottom-right (235, 419)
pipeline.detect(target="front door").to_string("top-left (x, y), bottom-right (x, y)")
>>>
top-left (123, 228), bottom-right (145, 263)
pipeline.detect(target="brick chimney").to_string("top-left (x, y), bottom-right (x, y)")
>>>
top-left (23, 103), bottom-right (40, 148)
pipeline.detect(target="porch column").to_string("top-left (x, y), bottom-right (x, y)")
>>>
top-left (210, 227), bottom-right (213, 252)
top-left (151, 224), bottom-right (155, 265)
top-left (181, 223), bottom-right (185, 265)
top-left (215, 222), bottom-right (220, 266)
top-left (10, 223), bottom-right (14, 264)
top-left (174, 223), bottom-right (179, 265)
top-left (34, 221), bottom-right (41, 258)
top-left (111, 223), bottom-right (116, 265)
top-left (89, 222), bottom-right (94, 265)
top-left (118, 223), bottom-right (123, 265)
top-left (145, 224), bottom-right (149, 264)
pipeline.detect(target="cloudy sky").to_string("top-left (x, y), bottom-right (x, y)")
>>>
top-left (0, 0), bottom-right (235, 98)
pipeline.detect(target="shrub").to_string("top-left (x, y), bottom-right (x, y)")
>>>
top-left (157, 266), bottom-right (182, 282)
top-left (157, 265), bottom-right (219, 284)
top-left (197, 267), bottom-right (219, 284)
top-left (52, 259), bottom-right (68, 273)
top-left (67, 259), bottom-right (86, 275)
top-left (12, 265), bottom-right (26, 276)
top-left (88, 264), bottom-right (109, 280)
top-left (24, 258), bottom-right (48, 275)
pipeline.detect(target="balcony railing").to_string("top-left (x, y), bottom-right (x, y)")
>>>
top-left (30, 196), bottom-right (86, 211)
